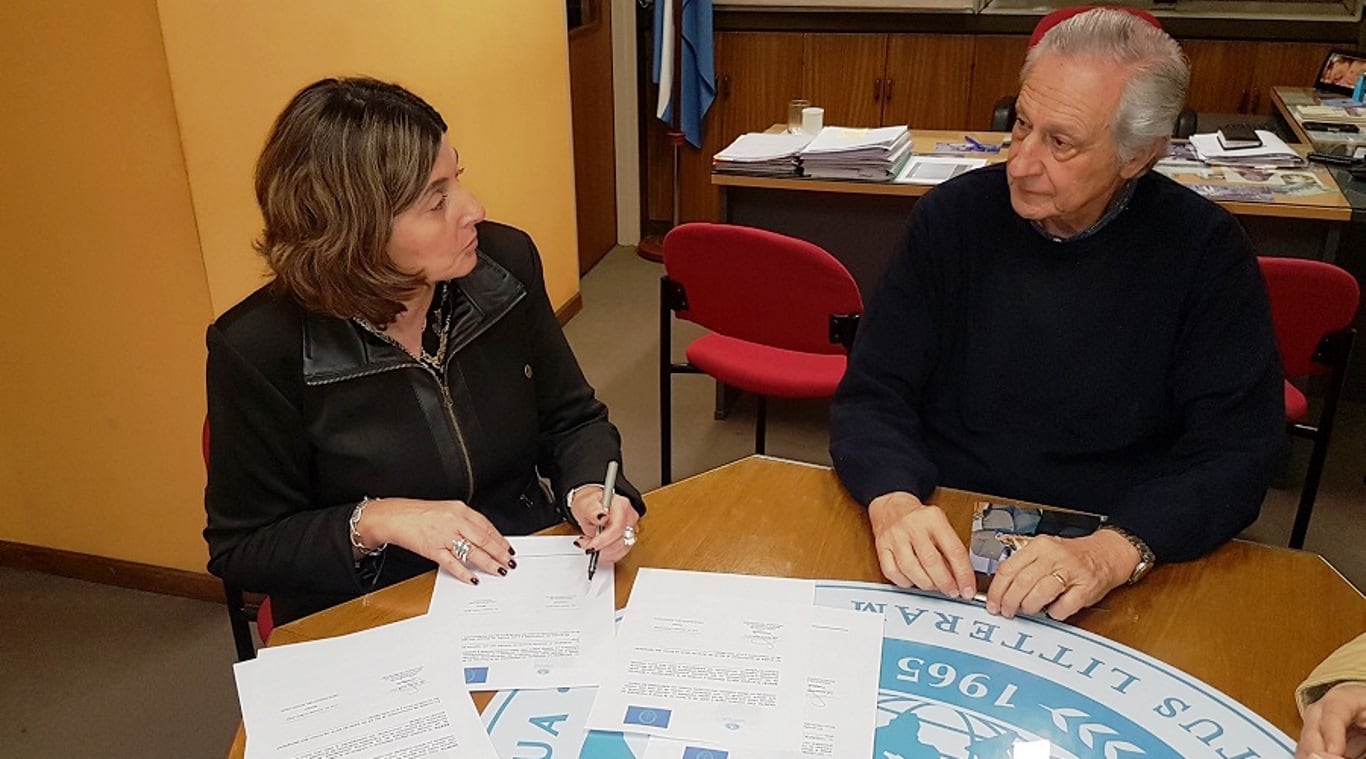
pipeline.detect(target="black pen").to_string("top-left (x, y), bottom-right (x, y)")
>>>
top-left (587, 460), bottom-right (619, 582)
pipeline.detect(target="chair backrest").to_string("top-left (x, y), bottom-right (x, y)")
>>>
top-left (663, 223), bottom-right (863, 355)
top-left (1259, 257), bottom-right (1360, 378)
top-left (1029, 6), bottom-right (1162, 48)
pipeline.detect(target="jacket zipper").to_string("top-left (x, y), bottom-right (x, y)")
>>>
top-left (423, 361), bottom-right (475, 503)
top-left (343, 327), bottom-right (477, 502)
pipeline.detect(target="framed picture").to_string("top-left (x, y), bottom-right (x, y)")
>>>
top-left (1315, 49), bottom-right (1366, 95)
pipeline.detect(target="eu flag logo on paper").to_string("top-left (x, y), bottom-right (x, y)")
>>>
top-left (463, 667), bottom-right (488, 684)
top-left (624, 705), bottom-right (672, 728)
top-left (682, 748), bottom-right (727, 759)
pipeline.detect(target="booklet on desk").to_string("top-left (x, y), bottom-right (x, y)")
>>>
top-left (1190, 130), bottom-right (1306, 168)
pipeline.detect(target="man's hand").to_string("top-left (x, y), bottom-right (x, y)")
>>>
top-left (1297, 681), bottom-right (1366, 759)
top-left (868, 491), bottom-right (976, 599)
top-left (986, 529), bottom-right (1138, 620)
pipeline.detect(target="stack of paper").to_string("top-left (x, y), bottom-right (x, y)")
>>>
top-left (798, 125), bottom-right (912, 181)
top-left (1293, 104), bottom-right (1366, 124)
top-left (1189, 130), bottom-right (1306, 168)
top-left (584, 569), bottom-right (883, 758)
top-left (235, 617), bottom-right (499, 759)
top-left (234, 536), bottom-right (614, 759)
top-left (713, 132), bottom-right (814, 177)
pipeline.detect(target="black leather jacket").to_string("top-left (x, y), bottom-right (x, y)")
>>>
top-left (204, 222), bottom-right (642, 624)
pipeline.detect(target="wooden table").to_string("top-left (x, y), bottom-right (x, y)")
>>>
top-left (714, 128), bottom-right (1352, 294)
top-left (228, 455), bottom-right (1365, 757)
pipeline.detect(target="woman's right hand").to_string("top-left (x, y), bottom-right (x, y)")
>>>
top-left (354, 498), bottom-right (515, 584)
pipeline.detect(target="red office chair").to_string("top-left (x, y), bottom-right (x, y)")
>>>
top-left (660, 223), bottom-right (863, 484)
top-left (203, 418), bottom-right (274, 660)
top-left (1258, 257), bottom-right (1359, 549)
top-left (990, 6), bottom-right (1198, 138)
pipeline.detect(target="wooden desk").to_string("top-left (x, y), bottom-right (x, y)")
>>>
top-left (714, 128), bottom-right (1352, 293)
top-left (228, 456), bottom-right (1365, 757)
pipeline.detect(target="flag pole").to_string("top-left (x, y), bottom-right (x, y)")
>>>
top-left (637, 0), bottom-right (686, 263)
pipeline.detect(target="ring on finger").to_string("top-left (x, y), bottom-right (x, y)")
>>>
top-left (451, 537), bottom-right (472, 563)
top-left (1049, 570), bottom-right (1068, 587)
top-left (622, 524), bottom-right (638, 548)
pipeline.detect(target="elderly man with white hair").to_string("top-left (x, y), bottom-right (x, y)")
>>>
top-left (830, 8), bottom-right (1283, 621)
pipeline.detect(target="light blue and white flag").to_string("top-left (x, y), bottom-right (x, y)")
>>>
top-left (652, 0), bottom-right (715, 148)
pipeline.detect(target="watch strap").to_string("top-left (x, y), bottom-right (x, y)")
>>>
top-left (1102, 525), bottom-right (1155, 584)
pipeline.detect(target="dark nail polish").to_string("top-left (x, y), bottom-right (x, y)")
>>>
top-left (508, 559), bottom-right (518, 569)
top-left (497, 567), bottom-right (508, 576)
top-left (508, 547), bottom-right (516, 556)
top-left (585, 548), bottom-right (595, 555)
top-left (470, 577), bottom-right (480, 585)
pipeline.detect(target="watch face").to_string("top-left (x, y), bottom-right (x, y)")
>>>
top-left (1130, 558), bottom-right (1154, 584)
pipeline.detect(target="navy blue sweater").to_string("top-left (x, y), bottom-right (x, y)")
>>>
top-left (830, 164), bottom-right (1283, 562)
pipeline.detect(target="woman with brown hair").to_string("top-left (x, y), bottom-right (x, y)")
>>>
top-left (204, 77), bottom-right (642, 625)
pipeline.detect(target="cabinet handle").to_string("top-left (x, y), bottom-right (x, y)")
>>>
top-left (884, 77), bottom-right (894, 102)
top-left (1249, 87), bottom-right (1261, 114)
top-left (874, 77), bottom-right (882, 102)
top-left (719, 74), bottom-right (731, 100)
top-left (1237, 89), bottom-right (1249, 113)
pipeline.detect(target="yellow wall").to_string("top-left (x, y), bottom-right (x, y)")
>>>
top-left (0, 1), bottom-right (213, 570)
top-left (0, 0), bottom-right (582, 574)
top-left (157, 0), bottom-right (582, 316)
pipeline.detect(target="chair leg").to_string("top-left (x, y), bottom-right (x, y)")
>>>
top-left (755, 395), bottom-right (767, 455)
top-left (223, 583), bottom-right (256, 662)
top-left (1288, 436), bottom-right (1326, 550)
top-left (660, 279), bottom-right (673, 486)
top-left (1288, 329), bottom-right (1354, 549)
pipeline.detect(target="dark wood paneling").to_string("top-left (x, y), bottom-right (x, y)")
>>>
top-left (1183, 39), bottom-right (1261, 114)
top-left (803, 33), bottom-right (887, 128)
top-left (1249, 42), bottom-right (1336, 115)
top-left (967, 35), bottom-right (1030, 131)
top-left (885, 33), bottom-right (976, 129)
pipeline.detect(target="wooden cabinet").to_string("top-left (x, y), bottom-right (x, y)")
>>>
top-left (803, 34), bottom-right (888, 127)
top-left (803, 33), bottom-right (976, 129)
top-left (885, 34), bottom-right (978, 129)
top-left (966, 34), bottom-right (1031, 130)
top-left (1183, 39), bottom-right (1333, 116)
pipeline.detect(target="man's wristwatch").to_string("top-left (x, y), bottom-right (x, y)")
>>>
top-left (1102, 525), bottom-right (1155, 584)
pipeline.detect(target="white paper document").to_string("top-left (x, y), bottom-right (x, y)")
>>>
top-left (427, 535), bottom-right (615, 690)
top-left (640, 605), bottom-right (883, 759)
top-left (714, 132), bottom-right (815, 162)
top-left (234, 616), bottom-right (497, 759)
top-left (894, 155), bottom-right (989, 185)
top-left (585, 569), bottom-right (815, 751)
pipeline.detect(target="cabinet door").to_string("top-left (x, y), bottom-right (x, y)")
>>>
top-left (645, 31), bottom-right (805, 224)
top-left (966, 35), bottom-right (1030, 131)
top-left (1182, 39), bottom-right (1259, 114)
top-left (884, 34), bottom-right (975, 128)
top-left (803, 33), bottom-right (887, 128)
top-left (1250, 42), bottom-right (1334, 115)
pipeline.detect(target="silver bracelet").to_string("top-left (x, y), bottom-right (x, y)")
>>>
top-left (349, 497), bottom-right (388, 556)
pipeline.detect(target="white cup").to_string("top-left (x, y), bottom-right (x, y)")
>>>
top-left (801, 106), bottom-right (824, 134)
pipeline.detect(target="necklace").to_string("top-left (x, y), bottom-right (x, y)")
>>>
top-left (355, 283), bottom-right (454, 369)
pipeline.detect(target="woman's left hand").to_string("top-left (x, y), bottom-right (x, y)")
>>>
top-left (569, 486), bottom-right (640, 564)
